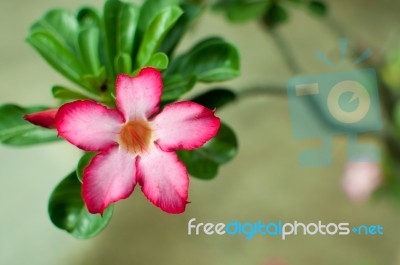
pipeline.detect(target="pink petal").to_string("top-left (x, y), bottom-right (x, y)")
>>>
top-left (82, 146), bottom-right (137, 214)
top-left (341, 161), bottom-right (382, 203)
top-left (56, 100), bottom-right (124, 152)
top-left (137, 146), bottom-right (189, 214)
top-left (116, 67), bottom-right (162, 120)
top-left (24, 109), bottom-right (58, 129)
top-left (152, 101), bottom-right (221, 151)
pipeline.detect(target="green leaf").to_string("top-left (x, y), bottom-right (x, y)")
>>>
top-left (81, 67), bottom-right (107, 92)
top-left (374, 151), bottom-right (400, 205)
top-left (27, 31), bottom-right (86, 87)
top-left (49, 171), bottom-right (113, 239)
top-left (30, 9), bottom-right (80, 53)
top-left (27, 9), bottom-right (96, 88)
top-left (308, 0), bottom-right (328, 17)
top-left (168, 37), bottom-right (240, 82)
top-left (177, 123), bottom-right (238, 180)
top-left (145, 52), bottom-right (169, 70)
top-left (159, 2), bottom-right (203, 56)
top-left (177, 150), bottom-right (219, 180)
top-left (136, 6), bottom-right (183, 68)
top-left (52, 86), bottom-right (93, 101)
top-left (77, 7), bottom-right (101, 29)
top-left (0, 104), bottom-right (60, 146)
top-left (117, 3), bottom-right (139, 55)
top-left (103, 0), bottom-right (139, 76)
top-left (137, 0), bottom-right (180, 34)
top-left (213, 0), bottom-right (270, 23)
top-left (191, 88), bottom-right (237, 110)
top-left (263, 4), bottom-right (289, 28)
top-left (115, 53), bottom-right (132, 74)
top-left (78, 27), bottom-right (101, 74)
top-left (76, 152), bottom-right (97, 183)
top-left (161, 74), bottom-right (196, 101)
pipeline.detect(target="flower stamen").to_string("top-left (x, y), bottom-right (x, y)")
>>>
top-left (119, 120), bottom-right (152, 154)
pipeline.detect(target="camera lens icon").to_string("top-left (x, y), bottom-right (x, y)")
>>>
top-left (327, 80), bottom-right (371, 124)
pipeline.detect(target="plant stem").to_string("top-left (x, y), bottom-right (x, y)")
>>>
top-left (269, 28), bottom-right (302, 75)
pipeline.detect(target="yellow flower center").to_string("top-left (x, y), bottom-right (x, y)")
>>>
top-left (119, 120), bottom-right (152, 154)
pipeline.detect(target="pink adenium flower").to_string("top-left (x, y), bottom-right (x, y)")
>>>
top-left (341, 161), bottom-right (382, 203)
top-left (24, 109), bottom-right (58, 129)
top-left (28, 67), bottom-right (220, 214)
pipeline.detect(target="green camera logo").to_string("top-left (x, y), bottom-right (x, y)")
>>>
top-left (286, 39), bottom-right (382, 167)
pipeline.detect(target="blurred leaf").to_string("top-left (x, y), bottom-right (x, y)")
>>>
top-left (27, 32), bottom-right (86, 87)
top-left (177, 123), bottom-right (238, 179)
top-left (191, 88), bottom-right (237, 110)
top-left (159, 2), bottom-right (203, 56)
top-left (381, 48), bottom-right (400, 90)
top-left (136, 6), bottom-right (183, 68)
top-left (81, 67), bottom-right (107, 91)
top-left (308, 0), bottom-right (328, 17)
top-left (0, 104), bottom-right (60, 146)
top-left (161, 74), bottom-right (196, 101)
top-left (213, 0), bottom-right (270, 23)
top-left (49, 171), bottom-right (113, 239)
top-left (103, 0), bottom-right (139, 76)
top-left (375, 150), bottom-right (400, 204)
top-left (263, 3), bottom-right (289, 28)
top-left (52, 86), bottom-right (93, 101)
top-left (168, 37), bottom-right (240, 82)
top-left (76, 152), bottom-right (97, 183)
top-left (115, 53), bottom-right (132, 74)
top-left (146, 52), bottom-right (169, 70)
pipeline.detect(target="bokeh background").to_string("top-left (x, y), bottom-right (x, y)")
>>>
top-left (1, 0), bottom-right (399, 264)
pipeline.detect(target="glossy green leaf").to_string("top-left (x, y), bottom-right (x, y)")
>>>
top-left (159, 2), bottom-right (203, 56)
top-left (136, 6), bottom-right (183, 67)
top-left (146, 52), bottom-right (169, 70)
top-left (117, 3), bottom-right (139, 55)
top-left (177, 123), bottom-right (238, 179)
top-left (169, 37), bottom-right (240, 82)
top-left (27, 31), bottom-right (86, 87)
top-left (161, 74), bottom-right (196, 101)
top-left (308, 0), bottom-right (328, 17)
top-left (52, 86), bottom-right (93, 101)
top-left (49, 171), bottom-right (113, 239)
top-left (0, 104), bottom-right (60, 146)
top-left (137, 0), bottom-right (180, 34)
top-left (115, 53), bottom-right (132, 74)
top-left (177, 150), bottom-right (219, 180)
top-left (191, 88), bottom-right (237, 110)
top-left (30, 9), bottom-right (79, 53)
top-left (26, 9), bottom-right (96, 88)
top-left (103, 0), bottom-right (139, 76)
top-left (78, 27), bottom-right (101, 74)
top-left (213, 0), bottom-right (270, 23)
top-left (77, 7), bottom-right (101, 28)
top-left (76, 152), bottom-right (97, 183)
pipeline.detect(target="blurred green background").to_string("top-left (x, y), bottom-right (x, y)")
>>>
top-left (0, 0), bottom-right (400, 264)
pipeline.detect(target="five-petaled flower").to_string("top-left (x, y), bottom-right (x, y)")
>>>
top-left (25, 67), bottom-right (220, 214)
